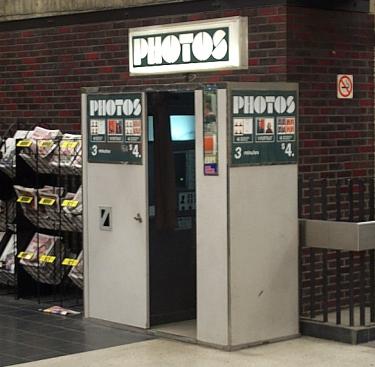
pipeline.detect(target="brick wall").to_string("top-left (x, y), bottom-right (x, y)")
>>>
top-left (288, 7), bottom-right (374, 181)
top-left (0, 5), bottom-right (287, 135)
top-left (0, 3), bottom-right (374, 319)
top-left (287, 6), bottom-right (375, 318)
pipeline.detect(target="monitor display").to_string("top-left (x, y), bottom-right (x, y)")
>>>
top-left (148, 115), bottom-right (195, 141)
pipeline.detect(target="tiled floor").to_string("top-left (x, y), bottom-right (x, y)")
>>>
top-left (0, 295), bottom-right (152, 366)
top-left (10, 337), bottom-right (375, 367)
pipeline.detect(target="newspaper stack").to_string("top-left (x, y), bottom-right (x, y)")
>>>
top-left (68, 251), bottom-right (83, 289)
top-left (20, 233), bottom-right (65, 285)
top-left (19, 126), bottom-right (62, 173)
top-left (27, 126), bottom-right (62, 158)
top-left (14, 184), bottom-right (82, 232)
top-left (0, 199), bottom-right (16, 231)
top-left (0, 233), bottom-right (16, 286)
top-left (14, 185), bottom-right (38, 211)
top-left (50, 134), bottom-right (82, 174)
top-left (0, 130), bottom-right (30, 177)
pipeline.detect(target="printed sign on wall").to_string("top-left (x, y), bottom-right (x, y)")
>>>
top-left (337, 74), bottom-right (353, 99)
top-left (129, 17), bottom-right (248, 75)
top-left (87, 93), bottom-right (143, 164)
top-left (231, 90), bottom-right (298, 166)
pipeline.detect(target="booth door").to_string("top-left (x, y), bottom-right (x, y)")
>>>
top-left (83, 92), bottom-right (150, 328)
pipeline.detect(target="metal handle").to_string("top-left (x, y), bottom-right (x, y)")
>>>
top-left (133, 213), bottom-right (142, 223)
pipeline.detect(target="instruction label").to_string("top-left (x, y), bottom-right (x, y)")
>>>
top-left (87, 93), bottom-right (143, 164)
top-left (231, 90), bottom-right (298, 166)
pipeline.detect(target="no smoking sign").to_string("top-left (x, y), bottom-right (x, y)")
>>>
top-left (337, 74), bottom-right (353, 99)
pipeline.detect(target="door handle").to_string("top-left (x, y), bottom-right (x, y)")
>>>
top-left (133, 213), bottom-right (143, 223)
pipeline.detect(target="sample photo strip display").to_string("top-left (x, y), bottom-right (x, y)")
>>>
top-left (233, 118), bottom-right (253, 143)
top-left (256, 117), bottom-right (275, 142)
top-left (107, 119), bottom-right (124, 142)
top-left (277, 117), bottom-right (296, 142)
top-left (90, 119), bottom-right (106, 142)
top-left (124, 119), bottom-right (142, 142)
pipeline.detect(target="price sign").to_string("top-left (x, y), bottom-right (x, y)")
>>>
top-left (62, 258), bottom-right (79, 267)
top-left (39, 197), bottom-right (56, 206)
top-left (40, 255), bottom-right (56, 264)
top-left (61, 141), bottom-right (79, 150)
top-left (231, 89), bottom-right (298, 166)
top-left (87, 93), bottom-right (143, 164)
top-left (38, 140), bottom-right (54, 148)
top-left (18, 252), bottom-right (33, 260)
top-left (16, 140), bottom-right (32, 148)
top-left (62, 200), bottom-right (79, 208)
top-left (17, 196), bottom-right (33, 204)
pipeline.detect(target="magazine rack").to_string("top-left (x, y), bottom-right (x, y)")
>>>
top-left (20, 234), bottom-right (67, 286)
top-left (18, 137), bottom-right (82, 176)
top-left (15, 188), bottom-right (82, 232)
top-left (0, 128), bottom-right (84, 303)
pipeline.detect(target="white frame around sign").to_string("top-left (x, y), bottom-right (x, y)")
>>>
top-left (129, 16), bottom-right (248, 75)
top-left (337, 74), bottom-right (354, 99)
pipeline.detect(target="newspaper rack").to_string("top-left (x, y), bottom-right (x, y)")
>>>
top-left (20, 234), bottom-right (67, 286)
top-left (0, 235), bottom-right (17, 286)
top-left (18, 137), bottom-right (82, 176)
top-left (21, 203), bottom-right (83, 232)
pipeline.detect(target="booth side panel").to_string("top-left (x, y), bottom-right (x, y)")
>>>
top-left (196, 89), bottom-right (229, 347)
top-left (229, 165), bottom-right (299, 346)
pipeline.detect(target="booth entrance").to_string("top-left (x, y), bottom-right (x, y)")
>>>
top-left (147, 92), bottom-right (197, 333)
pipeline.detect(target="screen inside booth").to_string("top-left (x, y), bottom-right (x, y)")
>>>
top-left (148, 115), bottom-right (195, 142)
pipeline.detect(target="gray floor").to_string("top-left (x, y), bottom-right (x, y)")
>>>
top-left (0, 295), bottom-right (152, 366)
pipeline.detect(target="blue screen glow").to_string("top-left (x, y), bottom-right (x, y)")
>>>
top-left (148, 115), bottom-right (195, 141)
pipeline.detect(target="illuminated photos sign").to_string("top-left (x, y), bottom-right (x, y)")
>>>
top-left (129, 17), bottom-right (248, 75)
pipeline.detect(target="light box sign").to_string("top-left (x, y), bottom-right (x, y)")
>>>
top-left (87, 93), bottom-right (143, 164)
top-left (231, 90), bottom-right (298, 166)
top-left (129, 17), bottom-right (248, 75)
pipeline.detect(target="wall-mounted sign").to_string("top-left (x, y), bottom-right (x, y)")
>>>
top-left (87, 93), bottom-right (143, 164)
top-left (129, 17), bottom-right (248, 75)
top-left (337, 74), bottom-right (353, 99)
top-left (231, 90), bottom-right (298, 166)
top-left (203, 88), bottom-right (218, 175)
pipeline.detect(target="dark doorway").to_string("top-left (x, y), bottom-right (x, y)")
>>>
top-left (147, 92), bottom-right (196, 326)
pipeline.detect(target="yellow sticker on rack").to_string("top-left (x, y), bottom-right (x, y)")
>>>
top-left (38, 140), bottom-right (54, 148)
top-left (17, 252), bottom-right (33, 260)
top-left (62, 200), bottom-right (79, 208)
top-left (62, 258), bottom-right (79, 267)
top-left (40, 255), bottom-right (56, 264)
top-left (61, 141), bottom-right (79, 150)
top-left (39, 197), bottom-right (56, 206)
top-left (16, 140), bottom-right (32, 148)
top-left (17, 196), bottom-right (33, 204)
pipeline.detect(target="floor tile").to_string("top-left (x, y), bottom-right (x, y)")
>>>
top-left (0, 294), bottom-right (153, 366)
